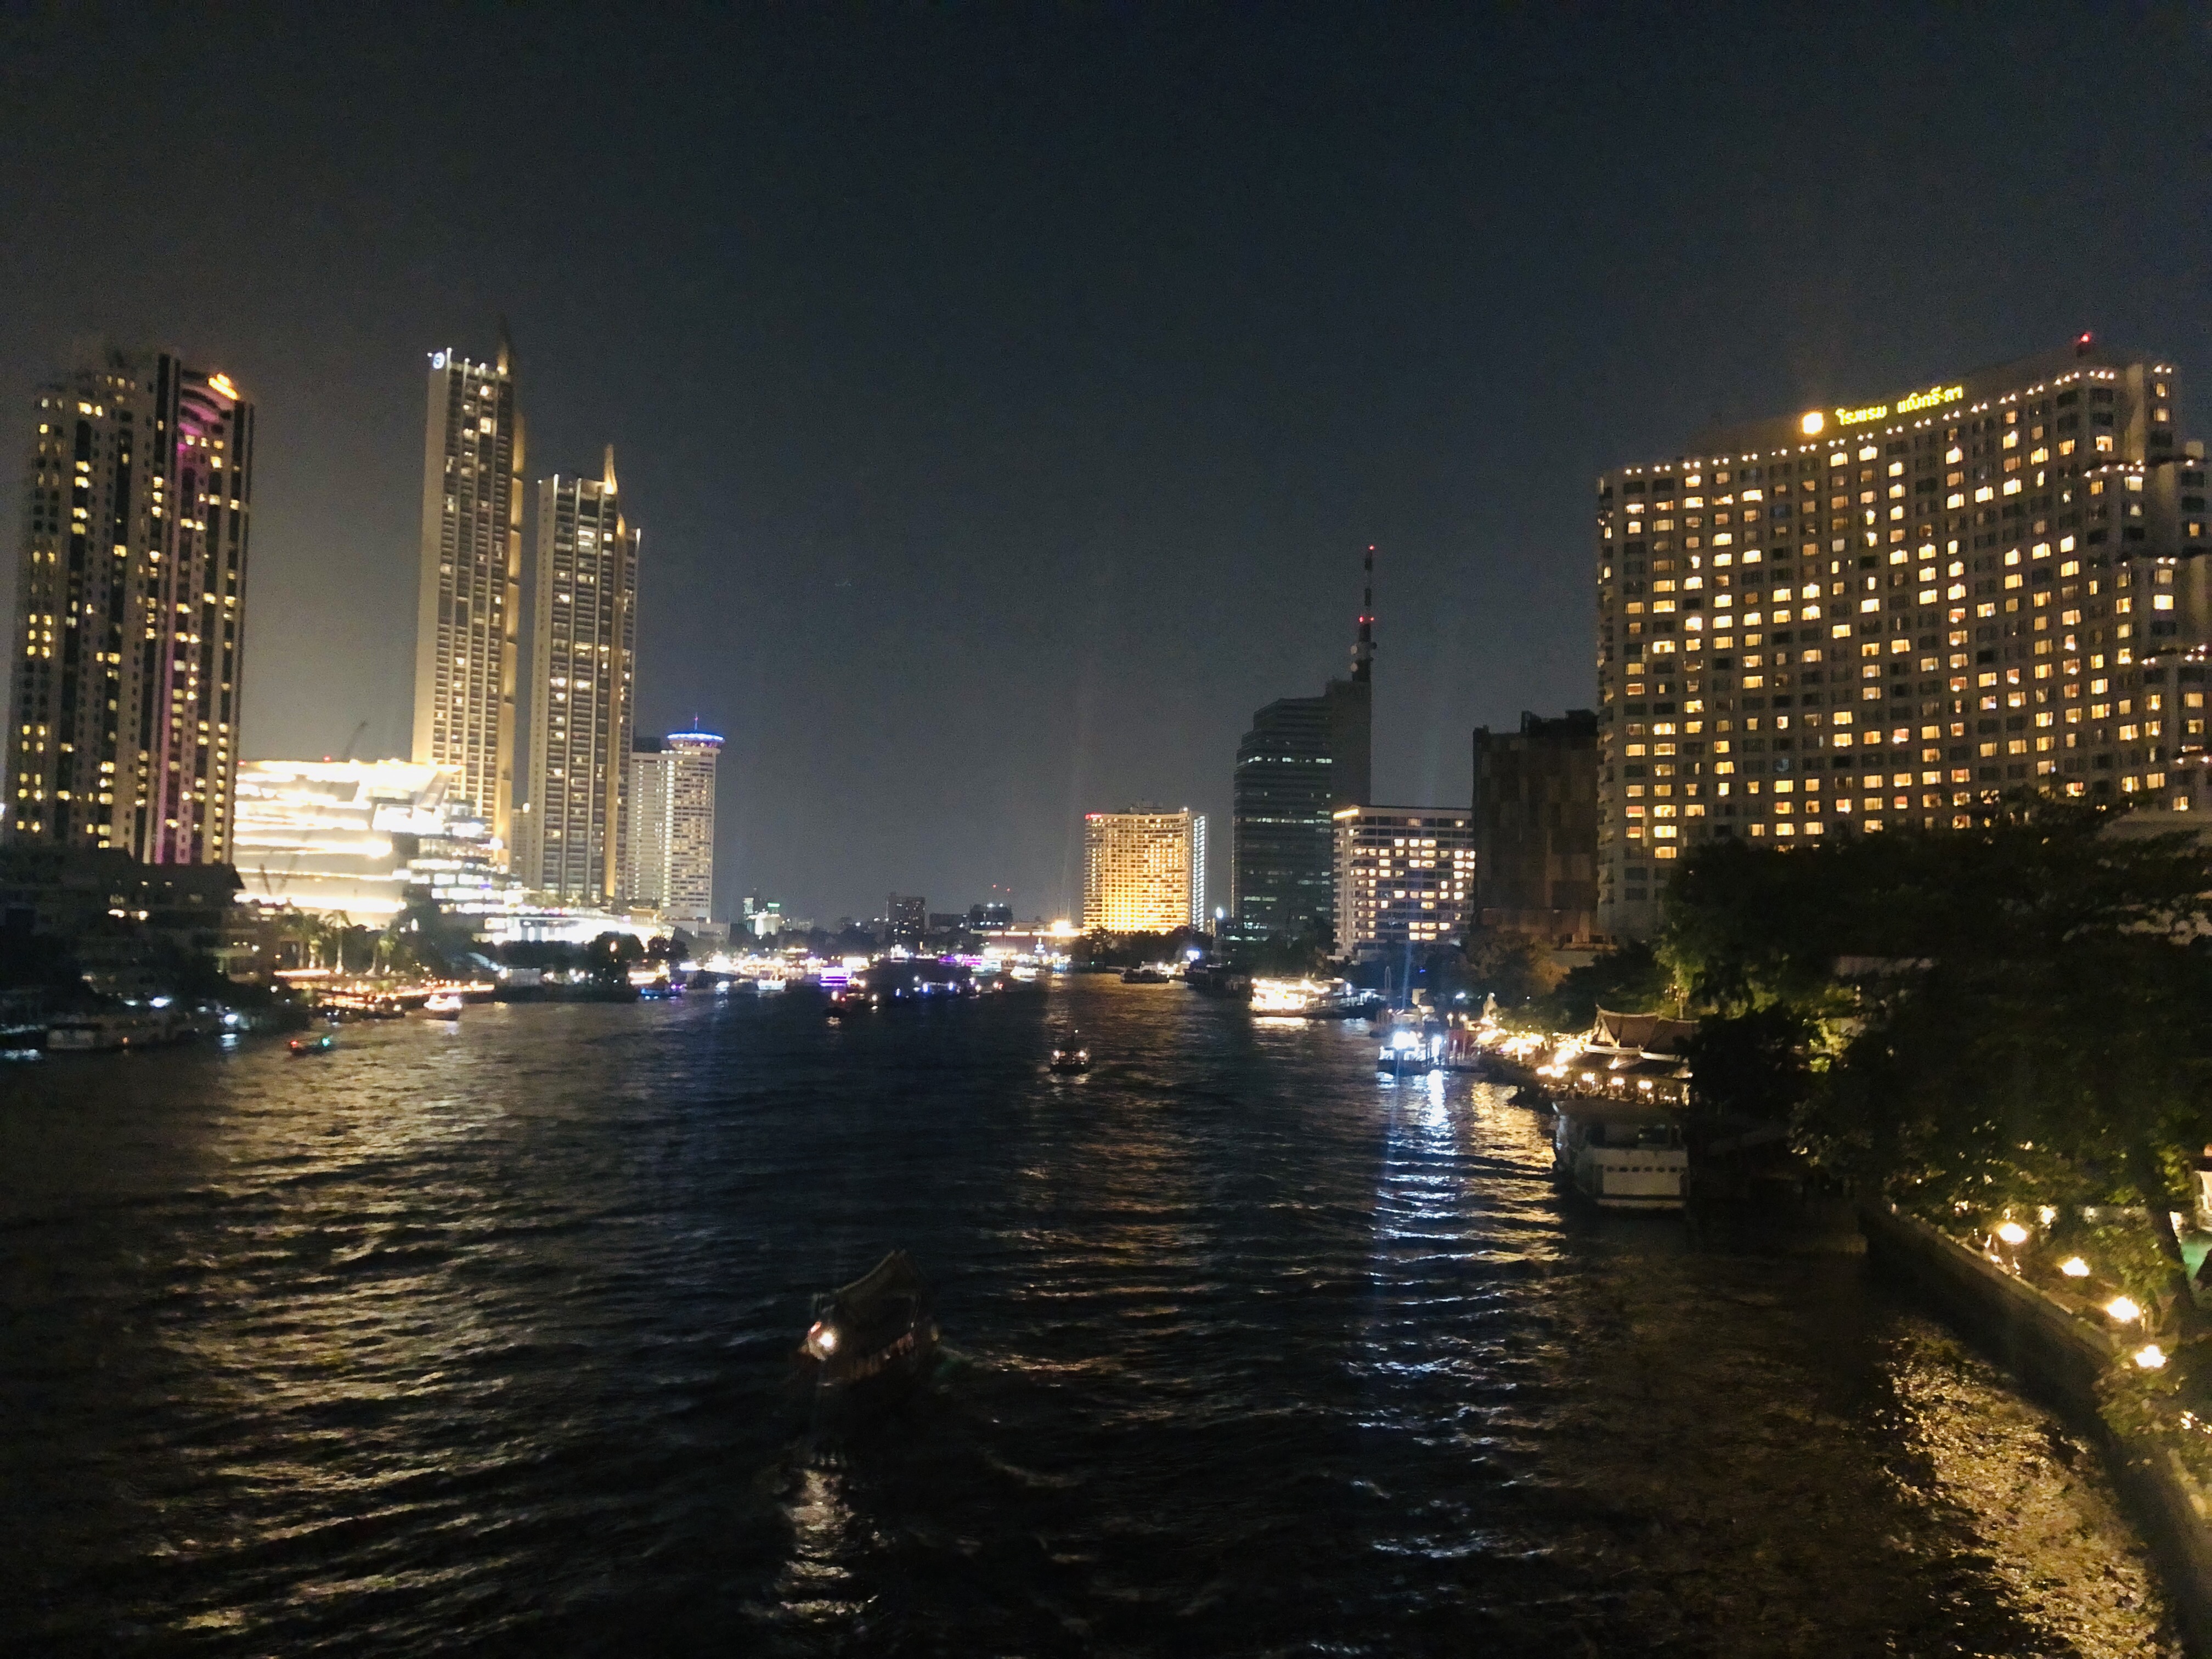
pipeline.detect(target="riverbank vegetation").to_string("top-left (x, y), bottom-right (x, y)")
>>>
top-left (1656, 802), bottom-right (2212, 1462)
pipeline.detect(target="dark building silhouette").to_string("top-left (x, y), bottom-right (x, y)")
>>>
top-left (1230, 551), bottom-right (1374, 938)
top-left (1471, 710), bottom-right (1600, 944)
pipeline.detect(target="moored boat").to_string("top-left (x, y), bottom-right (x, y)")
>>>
top-left (1552, 1101), bottom-right (1687, 1210)
top-left (47, 1010), bottom-right (178, 1052)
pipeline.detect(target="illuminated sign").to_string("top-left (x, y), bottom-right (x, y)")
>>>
top-left (431, 351), bottom-right (449, 370)
top-left (206, 373), bottom-right (238, 401)
top-left (1895, 382), bottom-right (1964, 414)
top-left (1811, 381), bottom-right (1966, 432)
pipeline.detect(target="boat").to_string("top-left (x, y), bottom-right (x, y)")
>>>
top-left (423, 991), bottom-right (464, 1017)
top-left (1249, 977), bottom-right (1384, 1018)
top-left (1121, 966), bottom-right (1170, 984)
top-left (288, 1032), bottom-right (337, 1057)
top-left (1551, 1101), bottom-right (1687, 1210)
top-left (794, 1251), bottom-right (938, 1395)
top-left (46, 1010), bottom-right (177, 1052)
top-left (1048, 1034), bottom-right (1091, 1073)
top-left (1377, 1023), bottom-right (1443, 1078)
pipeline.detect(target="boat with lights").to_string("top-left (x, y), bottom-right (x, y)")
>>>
top-left (795, 1251), bottom-right (938, 1396)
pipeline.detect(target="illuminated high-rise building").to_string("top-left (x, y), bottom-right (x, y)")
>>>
top-left (412, 336), bottom-right (523, 861)
top-left (1595, 336), bottom-right (2206, 939)
top-left (517, 449), bottom-right (639, 905)
top-left (1083, 807), bottom-right (1206, 933)
top-left (624, 730), bottom-right (719, 926)
top-left (1230, 550), bottom-right (1373, 936)
top-left (9, 345), bottom-right (253, 862)
top-left (1332, 805), bottom-right (1474, 958)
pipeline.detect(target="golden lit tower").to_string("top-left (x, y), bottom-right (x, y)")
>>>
top-left (9, 345), bottom-right (252, 862)
top-left (412, 332), bottom-right (523, 860)
top-left (1083, 808), bottom-right (1206, 932)
top-left (518, 447), bottom-right (639, 904)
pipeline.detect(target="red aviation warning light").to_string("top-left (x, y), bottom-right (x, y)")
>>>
top-left (2075, 331), bottom-right (2095, 356)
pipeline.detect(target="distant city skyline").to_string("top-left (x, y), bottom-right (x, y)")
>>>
top-left (4, 9), bottom-right (2206, 920)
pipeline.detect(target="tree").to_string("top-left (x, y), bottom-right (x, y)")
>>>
top-left (1666, 802), bottom-right (2212, 1338)
top-left (1682, 1005), bottom-right (1812, 1126)
top-left (1462, 927), bottom-right (1553, 1013)
top-left (1530, 940), bottom-right (1675, 1031)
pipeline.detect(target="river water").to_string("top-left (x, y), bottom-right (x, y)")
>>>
top-left (0, 980), bottom-right (2185, 1656)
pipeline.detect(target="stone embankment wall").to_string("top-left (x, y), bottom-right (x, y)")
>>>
top-left (1861, 1201), bottom-right (2212, 1651)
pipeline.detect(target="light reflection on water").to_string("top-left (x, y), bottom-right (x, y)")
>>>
top-left (0, 985), bottom-right (2185, 1656)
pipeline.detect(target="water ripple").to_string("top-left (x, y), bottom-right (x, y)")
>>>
top-left (0, 983), bottom-right (2184, 1656)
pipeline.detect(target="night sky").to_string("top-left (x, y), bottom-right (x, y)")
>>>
top-left (3, 5), bottom-right (2208, 923)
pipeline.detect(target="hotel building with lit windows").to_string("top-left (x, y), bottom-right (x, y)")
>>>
top-left (1331, 805), bottom-right (1474, 959)
top-left (1082, 807), bottom-right (1206, 933)
top-left (412, 336), bottom-right (523, 861)
top-left (1595, 336), bottom-right (2206, 939)
top-left (624, 730), bottom-right (719, 927)
top-left (9, 346), bottom-right (253, 863)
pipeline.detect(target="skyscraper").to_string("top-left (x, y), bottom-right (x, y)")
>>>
top-left (1594, 337), bottom-right (2204, 938)
top-left (1082, 808), bottom-right (1206, 932)
top-left (1471, 710), bottom-right (1600, 944)
top-left (624, 729), bottom-right (719, 926)
top-left (1230, 550), bottom-right (1373, 936)
top-left (9, 345), bottom-right (253, 862)
top-left (516, 449), bottom-right (638, 904)
top-left (412, 336), bottom-right (523, 862)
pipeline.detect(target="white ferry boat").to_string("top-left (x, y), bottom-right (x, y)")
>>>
top-left (46, 1010), bottom-right (177, 1053)
top-left (1552, 1101), bottom-right (1688, 1210)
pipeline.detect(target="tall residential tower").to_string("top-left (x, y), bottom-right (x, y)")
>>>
top-left (625, 730), bottom-right (719, 927)
top-left (1595, 337), bottom-right (2205, 938)
top-left (413, 337), bottom-right (523, 861)
top-left (516, 449), bottom-right (639, 904)
top-left (9, 346), bottom-right (253, 862)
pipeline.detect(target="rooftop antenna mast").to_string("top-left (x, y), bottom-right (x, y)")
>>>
top-left (1352, 545), bottom-right (1375, 684)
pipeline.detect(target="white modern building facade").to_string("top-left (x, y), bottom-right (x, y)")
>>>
top-left (1331, 805), bottom-right (1474, 958)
